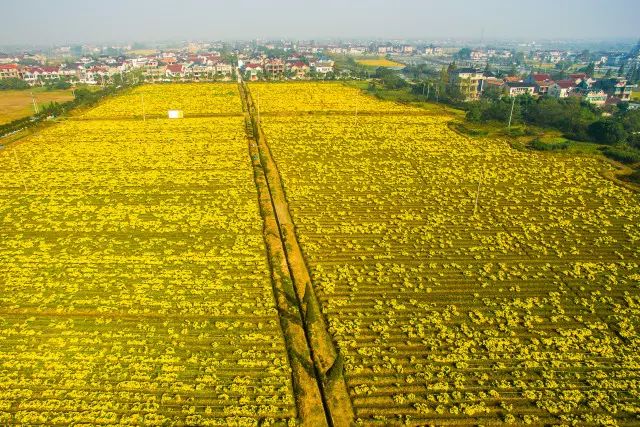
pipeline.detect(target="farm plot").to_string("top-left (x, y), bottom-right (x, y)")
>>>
top-left (355, 58), bottom-right (405, 68)
top-left (83, 83), bottom-right (242, 119)
top-left (0, 104), bottom-right (297, 423)
top-left (249, 82), bottom-right (413, 114)
top-left (257, 89), bottom-right (640, 425)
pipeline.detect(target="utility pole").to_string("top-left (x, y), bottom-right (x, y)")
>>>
top-left (30, 92), bottom-right (39, 114)
top-left (474, 169), bottom-right (484, 216)
top-left (508, 95), bottom-right (516, 129)
top-left (13, 150), bottom-right (28, 191)
top-left (141, 94), bottom-right (146, 121)
top-left (355, 99), bottom-right (358, 127)
top-left (256, 92), bottom-right (260, 124)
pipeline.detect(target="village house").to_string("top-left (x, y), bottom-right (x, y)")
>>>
top-left (215, 62), bottom-right (232, 75)
top-left (348, 47), bottom-right (367, 55)
top-left (244, 63), bottom-right (263, 81)
top-left (0, 64), bottom-right (20, 79)
top-left (165, 64), bottom-right (185, 79)
top-left (312, 59), bottom-right (334, 74)
top-left (288, 61), bottom-right (310, 78)
top-left (547, 80), bottom-right (576, 98)
top-left (483, 76), bottom-right (505, 91)
top-left (574, 89), bottom-right (608, 106)
top-left (470, 50), bottom-right (487, 61)
top-left (503, 81), bottom-right (536, 97)
top-left (144, 65), bottom-right (166, 81)
top-left (568, 73), bottom-right (596, 86)
top-left (187, 63), bottom-right (214, 80)
top-left (524, 73), bottom-right (554, 96)
top-left (21, 66), bottom-right (61, 85)
top-left (401, 45), bottom-right (414, 54)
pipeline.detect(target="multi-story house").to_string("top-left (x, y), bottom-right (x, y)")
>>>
top-left (449, 68), bottom-right (485, 100)
top-left (264, 58), bottom-right (285, 75)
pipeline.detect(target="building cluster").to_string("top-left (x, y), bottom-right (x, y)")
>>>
top-left (143, 53), bottom-right (233, 81)
top-left (0, 62), bottom-right (118, 85)
top-left (239, 54), bottom-right (334, 80)
top-left (0, 51), bottom-right (235, 86)
top-left (450, 68), bottom-right (635, 106)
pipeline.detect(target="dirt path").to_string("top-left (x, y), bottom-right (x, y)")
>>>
top-left (238, 79), bottom-right (354, 426)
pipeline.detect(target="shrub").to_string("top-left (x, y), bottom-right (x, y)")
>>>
top-left (588, 119), bottom-right (627, 145)
top-left (601, 146), bottom-right (640, 164)
top-left (0, 78), bottom-right (29, 90)
top-left (529, 138), bottom-right (569, 151)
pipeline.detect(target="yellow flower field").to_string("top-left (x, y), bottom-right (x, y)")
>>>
top-left (83, 83), bottom-right (242, 119)
top-left (0, 85), bottom-right (296, 425)
top-left (355, 58), bottom-right (405, 68)
top-left (2, 79), bottom-right (640, 426)
top-left (258, 84), bottom-right (640, 425)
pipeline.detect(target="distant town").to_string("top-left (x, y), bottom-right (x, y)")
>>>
top-left (1, 39), bottom-right (638, 108)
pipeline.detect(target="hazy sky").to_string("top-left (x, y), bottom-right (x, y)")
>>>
top-left (1, 0), bottom-right (638, 45)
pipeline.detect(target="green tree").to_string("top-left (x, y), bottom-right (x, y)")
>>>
top-left (456, 48), bottom-right (472, 60)
top-left (584, 62), bottom-right (595, 77)
top-left (618, 61), bottom-right (626, 77)
top-left (588, 119), bottom-right (627, 144)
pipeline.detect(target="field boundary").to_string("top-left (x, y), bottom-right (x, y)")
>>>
top-left (239, 79), bottom-right (355, 426)
top-left (67, 112), bottom-right (245, 121)
top-left (242, 106), bottom-right (328, 426)
top-left (257, 110), bottom-right (441, 117)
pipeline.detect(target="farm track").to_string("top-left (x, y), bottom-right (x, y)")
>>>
top-left (239, 79), bottom-right (355, 426)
